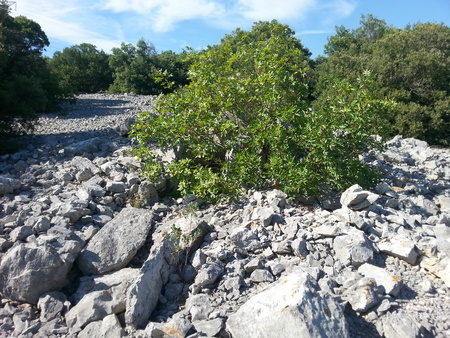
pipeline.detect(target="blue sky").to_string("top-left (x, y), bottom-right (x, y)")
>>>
top-left (9, 0), bottom-right (450, 58)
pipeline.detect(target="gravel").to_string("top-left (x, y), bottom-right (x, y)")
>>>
top-left (30, 93), bottom-right (157, 146)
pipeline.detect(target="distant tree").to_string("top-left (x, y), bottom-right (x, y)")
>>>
top-left (49, 43), bottom-right (113, 93)
top-left (108, 39), bottom-right (189, 94)
top-left (316, 15), bottom-right (450, 146)
top-left (0, 1), bottom-right (71, 142)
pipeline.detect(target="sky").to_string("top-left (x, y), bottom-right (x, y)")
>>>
top-left (8, 0), bottom-right (450, 58)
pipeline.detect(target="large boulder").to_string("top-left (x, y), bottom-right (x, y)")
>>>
top-left (76, 207), bottom-right (154, 275)
top-left (0, 240), bottom-right (83, 304)
top-left (226, 269), bottom-right (349, 338)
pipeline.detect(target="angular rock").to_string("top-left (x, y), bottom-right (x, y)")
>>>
top-left (193, 261), bottom-right (225, 290)
top-left (0, 242), bottom-right (81, 304)
top-left (341, 277), bottom-right (382, 313)
top-left (125, 240), bottom-right (171, 329)
top-left (76, 207), bottom-right (153, 275)
top-left (377, 311), bottom-right (420, 338)
top-left (251, 206), bottom-right (275, 226)
top-left (145, 317), bottom-right (192, 338)
top-left (227, 270), bottom-right (349, 338)
top-left (340, 184), bottom-right (379, 210)
top-left (333, 228), bottom-right (374, 267)
top-left (64, 137), bottom-right (102, 156)
top-left (186, 294), bottom-right (213, 321)
top-left (37, 292), bottom-right (68, 322)
top-left (57, 201), bottom-right (92, 223)
top-left (65, 282), bottom-right (128, 331)
top-left (358, 263), bottom-right (403, 297)
top-left (229, 226), bottom-right (263, 252)
top-left (378, 235), bottom-right (419, 265)
top-left (438, 195), bottom-right (450, 213)
top-left (9, 225), bottom-right (33, 241)
top-left (420, 256), bottom-right (450, 287)
top-left (0, 175), bottom-right (21, 194)
top-left (250, 269), bottom-right (275, 283)
top-left (77, 314), bottom-right (125, 338)
top-left (193, 318), bottom-right (224, 337)
top-left (72, 268), bottom-right (141, 304)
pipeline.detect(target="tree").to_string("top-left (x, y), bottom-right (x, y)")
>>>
top-left (49, 43), bottom-right (113, 93)
top-left (0, 1), bottom-right (70, 143)
top-left (131, 21), bottom-right (391, 201)
top-left (317, 15), bottom-right (450, 146)
top-left (108, 39), bottom-right (189, 94)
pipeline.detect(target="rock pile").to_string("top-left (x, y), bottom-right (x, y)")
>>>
top-left (0, 93), bottom-right (449, 337)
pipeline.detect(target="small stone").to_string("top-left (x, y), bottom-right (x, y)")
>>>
top-left (358, 263), bottom-right (403, 297)
top-left (250, 269), bottom-right (275, 283)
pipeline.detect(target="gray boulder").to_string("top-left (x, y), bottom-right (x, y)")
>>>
top-left (333, 228), bottom-right (374, 267)
top-left (0, 242), bottom-right (80, 304)
top-left (227, 270), bottom-right (349, 338)
top-left (76, 207), bottom-right (153, 275)
top-left (0, 175), bottom-right (21, 194)
top-left (125, 240), bottom-right (171, 329)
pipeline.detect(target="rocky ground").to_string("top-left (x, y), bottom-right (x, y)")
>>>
top-left (0, 93), bottom-right (449, 338)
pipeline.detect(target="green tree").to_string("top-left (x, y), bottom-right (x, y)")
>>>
top-left (109, 39), bottom-right (189, 94)
top-left (0, 1), bottom-right (71, 144)
top-left (49, 43), bottom-right (113, 93)
top-left (317, 15), bottom-right (450, 146)
top-left (131, 21), bottom-right (391, 201)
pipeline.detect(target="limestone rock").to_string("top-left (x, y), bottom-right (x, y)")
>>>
top-left (377, 311), bottom-right (420, 338)
top-left (0, 238), bottom-right (83, 304)
top-left (0, 175), bottom-right (21, 194)
top-left (340, 184), bottom-right (379, 210)
top-left (333, 228), bottom-right (374, 267)
top-left (37, 292), bottom-right (69, 322)
top-left (65, 282), bottom-right (128, 331)
top-left (227, 270), bottom-right (349, 338)
top-left (341, 277), bottom-right (382, 313)
top-left (145, 317), bottom-right (192, 338)
top-left (358, 263), bottom-right (403, 297)
top-left (125, 240), bottom-right (171, 329)
top-left (186, 294), bottom-right (213, 321)
top-left (76, 207), bottom-right (153, 275)
top-left (193, 318), bottom-right (224, 337)
top-left (378, 235), bottom-right (419, 265)
top-left (420, 256), bottom-right (450, 287)
top-left (77, 314), bottom-right (125, 338)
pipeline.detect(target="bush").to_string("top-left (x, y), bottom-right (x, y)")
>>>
top-left (132, 21), bottom-right (393, 201)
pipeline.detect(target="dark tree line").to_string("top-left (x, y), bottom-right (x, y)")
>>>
top-left (0, 1), bottom-right (72, 144)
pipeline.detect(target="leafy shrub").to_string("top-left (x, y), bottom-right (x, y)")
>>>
top-left (132, 21), bottom-right (393, 201)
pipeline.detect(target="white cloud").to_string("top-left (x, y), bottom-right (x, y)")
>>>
top-left (9, 0), bottom-right (357, 54)
top-left (11, 0), bottom-right (125, 52)
top-left (237, 0), bottom-right (317, 21)
top-left (102, 0), bottom-right (225, 32)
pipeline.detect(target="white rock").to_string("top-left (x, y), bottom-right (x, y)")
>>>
top-left (358, 263), bottom-right (403, 296)
top-left (227, 270), bottom-right (349, 338)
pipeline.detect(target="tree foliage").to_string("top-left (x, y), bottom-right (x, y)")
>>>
top-left (49, 43), bottom-right (112, 93)
top-left (108, 39), bottom-right (189, 94)
top-left (317, 15), bottom-right (450, 146)
top-left (131, 21), bottom-right (392, 201)
top-left (0, 1), bottom-right (71, 142)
